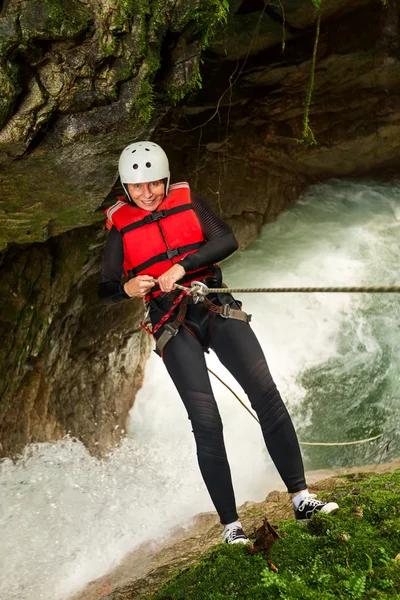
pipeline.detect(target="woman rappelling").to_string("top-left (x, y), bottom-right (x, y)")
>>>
top-left (98, 141), bottom-right (339, 544)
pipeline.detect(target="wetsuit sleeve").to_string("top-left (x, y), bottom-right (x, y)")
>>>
top-left (98, 226), bottom-right (131, 304)
top-left (179, 192), bottom-right (239, 271)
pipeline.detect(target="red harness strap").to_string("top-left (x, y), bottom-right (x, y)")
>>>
top-left (140, 289), bottom-right (190, 335)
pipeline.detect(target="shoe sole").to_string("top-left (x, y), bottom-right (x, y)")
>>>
top-left (223, 538), bottom-right (252, 544)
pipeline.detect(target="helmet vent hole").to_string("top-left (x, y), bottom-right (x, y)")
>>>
top-left (146, 162), bottom-right (151, 168)
top-left (133, 163), bottom-right (138, 169)
top-left (131, 149), bottom-right (136, 153)
top-left (145, 148), bottom-right (150, 151)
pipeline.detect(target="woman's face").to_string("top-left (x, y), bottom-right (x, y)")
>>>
top-left (127, 180), bottom-right (165, 211)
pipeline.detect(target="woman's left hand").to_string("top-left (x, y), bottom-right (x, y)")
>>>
top-left (158, 263), bottom-right (186, 293)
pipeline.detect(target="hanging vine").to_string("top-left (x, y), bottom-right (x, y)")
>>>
top-left (298, 0), bottom-right (323, 146)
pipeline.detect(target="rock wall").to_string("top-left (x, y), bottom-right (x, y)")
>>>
top-left (0, 227), bottom-right (150, 457)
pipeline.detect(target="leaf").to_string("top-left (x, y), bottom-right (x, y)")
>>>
top-left (247, 518), bottom-right (283, 561)
top-left (312, 0), bottom-right (322, 8)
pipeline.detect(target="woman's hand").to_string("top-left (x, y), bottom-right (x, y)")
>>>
top-left (158, 263), bottom-right (186, 293)
top-left (124, 275), bottom-right (155, 298)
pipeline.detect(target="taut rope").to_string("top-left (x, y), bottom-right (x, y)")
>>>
top-left (175, 283), bottom-right (400, 295)
top-left (207, 368), bottom-right (383, 447)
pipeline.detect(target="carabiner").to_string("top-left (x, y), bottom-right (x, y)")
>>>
top-left (190, 280), bottom-right (208, 304)
top-left (142, 302), bottom-right (151, 321)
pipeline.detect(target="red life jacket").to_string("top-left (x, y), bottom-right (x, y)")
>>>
top-left (104, 182), bottom-right (214, 297)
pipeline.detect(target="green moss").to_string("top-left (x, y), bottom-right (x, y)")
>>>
top-left (175, 0), bottom-right (229, 42)
top-left (134, 78), bottom-right (155, 125)
top-left (112, 0), bottom-right (139, 31)
top-left (100, 32), bottom-right (120, 58)
top-left (163, 0), bottom-right (230, 104)
top-left (151, 545), bottom-right (267, 600)
top-left (167, 65), bottom-right (203, 105)
top-left (99, 0), bottom-right (151, 58)
top-left (146, 471), bottom-right (400, 600)
top-left (48, 0), bottom-right (89, 31)
top-left (194, 0), bottom-right (230, 48)
top-left (40, 0), bottom-right (90, 37)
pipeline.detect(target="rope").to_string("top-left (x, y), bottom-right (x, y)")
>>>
top-left (207, 368), bottom-right (259, 422)
top-left (207, 368), bottom-right (383, 447)
top-left (297, 435), bottom-right (383, 446)
top-left (148, 276), bottom-right (400, 295)
top-left (175, 284), bottom-right (400, 294)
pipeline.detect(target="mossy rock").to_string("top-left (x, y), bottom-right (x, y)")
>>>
top-left (19, 0), bottom-right (92, 41)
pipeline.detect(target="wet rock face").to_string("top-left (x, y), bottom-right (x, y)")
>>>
top-left (0, 227), bottom-right (151, 457)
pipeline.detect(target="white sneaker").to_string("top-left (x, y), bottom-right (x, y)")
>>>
top-left (222, 525), bottom-right (251, 544)
top-left (295, 493), bottom-right (339, 523)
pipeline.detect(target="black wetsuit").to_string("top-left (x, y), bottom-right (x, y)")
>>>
top-left (99, 193), bottom-right (306, 524)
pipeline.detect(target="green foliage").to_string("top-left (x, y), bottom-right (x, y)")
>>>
top-left (343, 575), bottom-right (366, 599)
top-left (146, 471), bottom-right (400, 600)
top-left (134, 78), bottom-right (155, 125)
top-left (96, 0), bottom-right (230, 120)
top-left (164, 0), bottom-right (229, 104)
top-left (298, 0), bottom-right (322, 146)
top-left (167, 67), bottom-right (203, 105)
top-left (194, 0), bottom-right (230, 48)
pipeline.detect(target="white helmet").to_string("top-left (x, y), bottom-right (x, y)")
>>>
top-left (118, 141), bottom-right (170, 199)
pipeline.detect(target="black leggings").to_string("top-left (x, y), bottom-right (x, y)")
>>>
top-left (160, 302), bottom-right (307, 525)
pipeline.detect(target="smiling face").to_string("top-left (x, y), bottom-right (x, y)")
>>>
top-left (127, 180), bottom-right (165, 211)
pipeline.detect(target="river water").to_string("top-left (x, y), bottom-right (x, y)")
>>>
top-left (1, 180), bottom-right (399, 600)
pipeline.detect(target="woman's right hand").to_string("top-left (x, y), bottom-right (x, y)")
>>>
top-left (124, 275), bottom-right (155, 298)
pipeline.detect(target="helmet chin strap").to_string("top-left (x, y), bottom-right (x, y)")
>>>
top-left (162, 177), bottom-right (169, 199)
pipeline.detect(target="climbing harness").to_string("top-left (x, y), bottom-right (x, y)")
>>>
top-left (140, 290), bottom-right (189, 336)
top-left (140, 279), bottom-right (251, 356)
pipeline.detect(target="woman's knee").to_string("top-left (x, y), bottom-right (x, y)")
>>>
top-left (244, 358), bottom-right (276, 396)
top-left (185, 391), bottom-right (225, 445)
